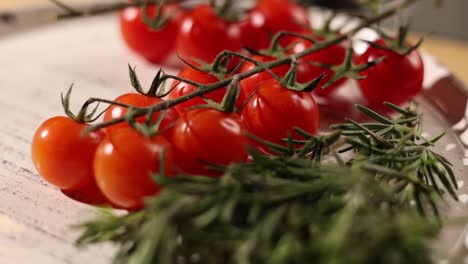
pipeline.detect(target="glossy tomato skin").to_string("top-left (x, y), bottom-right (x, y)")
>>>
top-left (176, 4), bottom-right (242, 64)
top-left (168, 67), bottom-right (245, 114)
top-left (239, 55), bottom-right (290, 96)
top-left (241, 79), bottom-right (319, 152)
top-left (356, 39), bottom-right (424, 107)
top-left (120, 4), bottom-right (183, 64)
top-left (61, 183), bottom-right (115, 207)
top-left (290, 34), bottom-right (347, 96)
top-left (171, 108), bottom-right (249, 176)
top-left (103, 93), bottom-right (179, 138)
top-left (31, 116), bottom-right (104, 190)
top-left (94, 128), bottom-right (174, 210)
top-left (239, 0), bottom-right (310, 50)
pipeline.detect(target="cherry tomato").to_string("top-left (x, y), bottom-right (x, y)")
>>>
top-left (94, 128), bottom-right (174, 210)
top-left (171, 108), bottom-right (248, 176)
top-left (120, 4), bottom-right (184, 64)
top-left (355, 38), bottom-right (424, 107)
top-left (103, 93), bottom-right (179, 138)
top-left (240, 0), bottom-right (310, 50)
top-left (168, 67), bottom-right (245, 114)
top-left (290, 33), bottom-right (348, 96)
top-left (31, 116), bottom-right (104, 190)
top-left (239, 54), bottom-right (289, 96)
top-left (61, 183), bottom-right (115, 207)
top-left (241, 79), bottom-right (319, 152)
top-left (176, 4), bottom-right (242, 65)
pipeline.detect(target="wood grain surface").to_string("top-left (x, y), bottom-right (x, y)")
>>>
top-left (0, 15), bottom-right (167, 264)
top-left (0, 3), bottom-right (468, 264)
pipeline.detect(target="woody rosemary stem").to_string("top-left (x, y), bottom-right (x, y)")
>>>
top-left (82, 0), bottom-right (420, 134)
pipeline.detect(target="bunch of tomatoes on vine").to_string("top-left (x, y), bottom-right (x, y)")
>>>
top-left (31, 0), bottom-right (425, 211)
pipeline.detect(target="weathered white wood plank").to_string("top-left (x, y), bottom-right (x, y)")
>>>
top-left (0, 10), bottom-right (467, 264)
top-left (0, 14), bottom-right (175, 264)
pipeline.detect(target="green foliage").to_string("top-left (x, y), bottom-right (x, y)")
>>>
top-left (76, 104), bottom-right (456, 264)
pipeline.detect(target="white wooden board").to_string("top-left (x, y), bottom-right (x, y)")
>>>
top-left (0, 15), bottom-right (169, 264)
top-left (0, 12), bottom-right (468, 264)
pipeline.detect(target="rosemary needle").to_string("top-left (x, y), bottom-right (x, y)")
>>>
top-left (75, 104), bottom-right (457, 264)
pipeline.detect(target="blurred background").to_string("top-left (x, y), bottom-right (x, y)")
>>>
top-left (313, 0), bottom-right (468, 40)
top-left (1, 0), bottom-right (468, 82)
top-left (1, 0), bottom-right (467, 39)
top-left (408, 0), bottom-right (468, 41)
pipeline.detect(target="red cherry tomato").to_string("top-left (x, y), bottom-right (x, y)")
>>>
top-left (120, 4), bottom-right (184, 64)
top-left (176, 4), bottom-right (242, 64)
top-left (355, 39), bottom-right (424, 107)
top-left (241, 79), bottom-right (319, 152)
top-left (61, 183), bottom-right (114, 207)
top-left (168, 67), bottom-right (245, 114)
top-left (103, 93), bottom-right (179, 138)
top-left (239, 55), bottom-right (289, 96)
top-left (290, 34), bottom-right (347, 96)
top-left (94, 128), bottom-right (174, 210)
top-left (171, 108), bottom-right (249, 176)
top-left (31, 116), bottom-right (104, 190)
top-left (240, 0), bottom-right (310, 50)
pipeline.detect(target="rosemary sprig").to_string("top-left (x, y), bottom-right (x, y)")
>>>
top-left (75, 104), bottom-right (458, 264)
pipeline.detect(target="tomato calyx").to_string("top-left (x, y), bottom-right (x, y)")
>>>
top-left (124, 107), bottom-right (170, 138)
top-left (61, 85), bottom-right (101, 123)
top-left (280, 58), bottom-right (325, 93)
top-left (364, 25), bottom-right (424, 56)
top-left (188, 75), bottom-right (242, 114)
top-left (124, 67), bottom-right (176, 137)
top-left (177, 44), bottom-right (251, 78)
top-left (209, 0), bottom-right (245, 23)
top-left (330, 45), bottom-right (382, 84)
top-left (177, 52), bottom-right (234, 79)
top-left (140, 2), bottom-right (170, 30)
top-left (244, 31), bottom-right (317, 59)
top-left (128, 65), bottom-right (168, 97)
top-left (241, 53), bottom-right (286, 84)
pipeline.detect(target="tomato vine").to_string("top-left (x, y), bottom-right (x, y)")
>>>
top-left (59, 0), bottom-right (420, 136)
